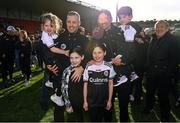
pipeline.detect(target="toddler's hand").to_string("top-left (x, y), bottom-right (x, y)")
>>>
top-left (66, 106), bottom-right (73, 113)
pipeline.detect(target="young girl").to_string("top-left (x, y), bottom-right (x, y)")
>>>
top-left (61, 46), bottom-right (84, 122)
top-left (83, 43), bottom-right (116, 122)
top-left (16, 30), bottom-right (31, 87)
top-left (40, 13), bottom-right (74, 115)
top-left (40, 12), bottom-right (69, 88)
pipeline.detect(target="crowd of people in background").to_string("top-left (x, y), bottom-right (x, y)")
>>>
top-left (0, 26), bottom-right (43, 87)
top-left (0, 6), bottom-right (180, 122)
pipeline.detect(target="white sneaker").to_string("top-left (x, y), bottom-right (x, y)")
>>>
top-left (24, 79), bottom-right (29, 87)
top-left (113, 75), bottom-right (128, 87)
top-left (129, 94), bottom-right (135, 101)
top-left (50, 93), bottom-right (64, 106)
top-left (45, 80), bottom-right (53, 88)
top-left (130, 72), bottom-right (139, 82)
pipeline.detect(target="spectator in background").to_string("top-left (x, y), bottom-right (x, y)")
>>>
top-left (0, 31), bottom-right (4, 83)
top-left (16, 30), bottom-right (32, 87)
top-left (144, 20), bottom-right (178, 121)
top-left (0, 26), bottom-right (18, 87)
top-left (35, 33), bottom-right (44, 71)
top-left (144, 27), bottom-right (154, 41)
top-left (14, 27), bottom-right (21, 70)
top-left (30, 34), bottom-right (38, 67)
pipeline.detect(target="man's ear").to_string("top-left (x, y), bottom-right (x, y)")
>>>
top-left (78, 21), bottom-right (81, 27)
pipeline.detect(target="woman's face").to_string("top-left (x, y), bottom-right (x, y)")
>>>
top-left (92, 47), bottom-right (105, 64)
top-left (70, 52), bottom-right (83, 67)
top-left (155, 22), bottom-right (168, 38)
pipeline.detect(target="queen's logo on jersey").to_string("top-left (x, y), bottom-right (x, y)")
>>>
top-left (104, 71), bottom-right (109, 77)
top-left (61, 43), bottom-right (66, 49)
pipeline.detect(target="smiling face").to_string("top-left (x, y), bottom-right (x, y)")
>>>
top-left (70, 52), bottom-right (83, 67)
top-left (118, 15), bottom-right (132, 25)
top-left (155, 20), bottom-right (169, 38)
top-left (97, 13), bottom-right (111, 31)
top-left (66, 15), bottom-right (80, 33)
top-left (92, 47), bottom-right (106, 64)
top-left (42, 19), bottom-right (55, 35)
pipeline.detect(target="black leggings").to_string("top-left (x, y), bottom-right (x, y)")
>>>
top-left (89, 106), bottom-right (111, 122)
top-left (54, 104), bottom-right (65, 122)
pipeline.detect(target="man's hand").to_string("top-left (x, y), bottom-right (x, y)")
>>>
top-left (47, 64), bottom-right (59, 75)
top-left (64, 50), bottom-right (69, 57)
top-left (88, 60), bottom-right (96, 64)
top-left (111, 58), bottom-right (125, 66)
top-left (66, 106), bottom-right (74, 113)
top-left (71, 66), bottom-right (84, 82)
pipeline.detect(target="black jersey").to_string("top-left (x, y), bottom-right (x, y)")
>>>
top-left (83, 61), bottom-right (116, 107)
top-left (16, 40), bottom-right (31, 58)
top-left (1, 33), bottom-right (17, 59)
top-left (56, 30), bottom-right (89, 68)
top-left (61, 65), bottom-right (83, 109)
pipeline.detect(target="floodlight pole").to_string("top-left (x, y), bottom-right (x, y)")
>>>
top-left (116, 0), bottom-right (119, 22)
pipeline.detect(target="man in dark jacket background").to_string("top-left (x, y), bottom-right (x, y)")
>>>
top-left (144, 20), bottom-right (178, 122)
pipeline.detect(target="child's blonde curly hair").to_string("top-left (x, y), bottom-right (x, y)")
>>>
top-left (40, 12), bottom-right (63, 34)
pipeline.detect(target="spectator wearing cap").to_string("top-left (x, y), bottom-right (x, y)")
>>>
top-left (0, 26), bottom-right (18, 87)
top-left (7, 26), bottom-right (17, 32)
top-left (117, 6), bottom-right (148, 104)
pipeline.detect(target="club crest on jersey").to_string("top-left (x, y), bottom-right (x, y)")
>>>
top-left (104, 71), bottom-right (109, 77)
top-left (61, 43), bottom-right (66, 49)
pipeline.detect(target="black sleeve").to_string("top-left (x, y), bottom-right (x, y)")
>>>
top-left (81, 36), bottom-right (91, 68)
top-left (168, 35), bottom-right (179, 75)
top-left (28, 41), bottom-right (32, 55)
top-left (15, 40), bottom-right (21, 49)
top-left (114, 28), bottom-right (135, 65)
top-left (38, 40), bottom-right (51, 65)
